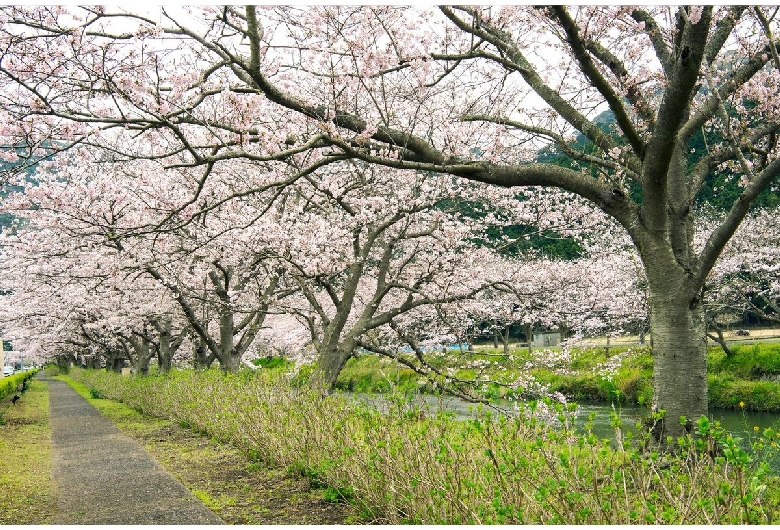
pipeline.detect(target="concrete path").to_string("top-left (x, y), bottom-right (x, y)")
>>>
top-left (44, 375), bottom-right (224, 525)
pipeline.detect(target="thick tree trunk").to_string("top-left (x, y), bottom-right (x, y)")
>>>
top-left (158, 329), bottom-right (173, 372)
top-left (220, 353), bottom-right (241, 372)
top-left (85, 354), bottom-right (100, 369)
top-left (647, 285), bottom-right (709, 442)
top-left (132, 342), bottom-right (154, 376)
top-left (314, 346), bottom-right (352, 393)
top-left (108, 354), bottom-right (125, 373)
top-left (193, 343), bottom-right (210, 369)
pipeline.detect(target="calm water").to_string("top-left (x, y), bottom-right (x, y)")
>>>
top-left (349, 392), bottom-right (780, 454)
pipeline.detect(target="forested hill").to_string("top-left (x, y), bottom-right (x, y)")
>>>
top-left (0, 151), bottom-right (40, 233)
top-left (536, 109), bottom-right (780, 211)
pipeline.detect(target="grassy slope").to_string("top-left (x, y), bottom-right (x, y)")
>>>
top-left (708, 343), bottom-right (780, 411)
top-left (66, 366), bottom-right (780, 524)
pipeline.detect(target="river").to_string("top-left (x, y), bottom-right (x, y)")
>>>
top-left (348, 393), bottom-right (780, 469)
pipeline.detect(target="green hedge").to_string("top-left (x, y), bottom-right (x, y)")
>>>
top-left (0, 370), bottom-right (37, 401)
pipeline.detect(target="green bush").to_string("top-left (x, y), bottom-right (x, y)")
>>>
top-left (0, 370), bottom-right (38, 401)
top-left (251, 356), bottom-right (293, 371)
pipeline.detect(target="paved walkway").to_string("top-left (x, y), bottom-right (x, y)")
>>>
top-left (43, 375), bottom-right (224, 525)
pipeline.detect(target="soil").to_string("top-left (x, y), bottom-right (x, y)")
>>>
top-left (129, 422), bottom-right (362, 524)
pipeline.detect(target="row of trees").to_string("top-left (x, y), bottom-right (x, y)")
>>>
top-left (1, 144), bottom-right (777, 395)
top-left (0, 6), bottom-right (779, 437)
top-left (0, 151), bottom-right (645, 390)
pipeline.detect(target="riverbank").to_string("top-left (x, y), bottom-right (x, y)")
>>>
top-left (335, 341), bottom-right (780, 412)
top-left (66, 366), bottom-right (780, 524)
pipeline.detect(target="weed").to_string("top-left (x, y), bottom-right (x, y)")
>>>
top-left (324, 486), bottom-right (354, 503)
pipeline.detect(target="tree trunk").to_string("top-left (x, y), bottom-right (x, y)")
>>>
top-left (133, 341), bottom-right (154, 376)
top-left (157, 322), bottom-right (173, 373)
top-left (647, 285), bottom-right (708, 442)
top-left (108, 354), bottom-right (125, 373)
top-left (158, 331), bottom-right (173, 372)
top-left (220, 352), bottom-right (241, 372)
top-left (315, 346), bottom-right (352, 392)
top-left (193, 343), bottom-right (210, 369)
top-left (217, 309), bottom-right (240, 372)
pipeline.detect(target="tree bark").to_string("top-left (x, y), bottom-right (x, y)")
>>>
top-left (220, 353), bottom-right (241, 372)
top-left (132, 341), bottom-right (154, 376)
top-left (647, 279), bottom-right (708, 442)
top-left (193, 342), bottom-right (212, 369)
top-left (157, 326), bottom-right (173, 372)
top-left (152, 318), bottom-right (181, 373)
top-left (217, 309), bottom-right (238, 372)
top-left (314, 346), bottom-right (352, 392)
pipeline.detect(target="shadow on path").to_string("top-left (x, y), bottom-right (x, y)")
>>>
top-left (43, 375), bottom-right (224, 525)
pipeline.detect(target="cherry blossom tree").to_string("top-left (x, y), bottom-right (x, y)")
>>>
top-left (260, 161), bottom-right (530, 390)
top-left (0, 151), bottom-right (295, 372)
top-left (1, 6), bottom-right (779, 437)
top-left (0, 198), bottom-right (185, 373)
top-left (236, 5), bottom-right (780, 438)
top-left (703, 206), bottom-right (780, 354)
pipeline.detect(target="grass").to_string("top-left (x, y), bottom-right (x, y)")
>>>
top-left (709, 343), bottom-right (780, 379)
top-left (67, 366), bottom-right (780, 524)
top-left (336, 342), bottom-right (780, 412)
top-left (0, 379), bottom-right (53, 524)
top-left (54, 374), bottom-right (359, 524)
top-left (337, 345), bottom-right (655, 405)
top-left (708, 344), bottom-right (780, 411)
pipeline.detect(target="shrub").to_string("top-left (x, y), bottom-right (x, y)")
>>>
top-left (251, 356), bottom-right (292, 371)
top-left (0, 370), bottom-right (38, 401)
